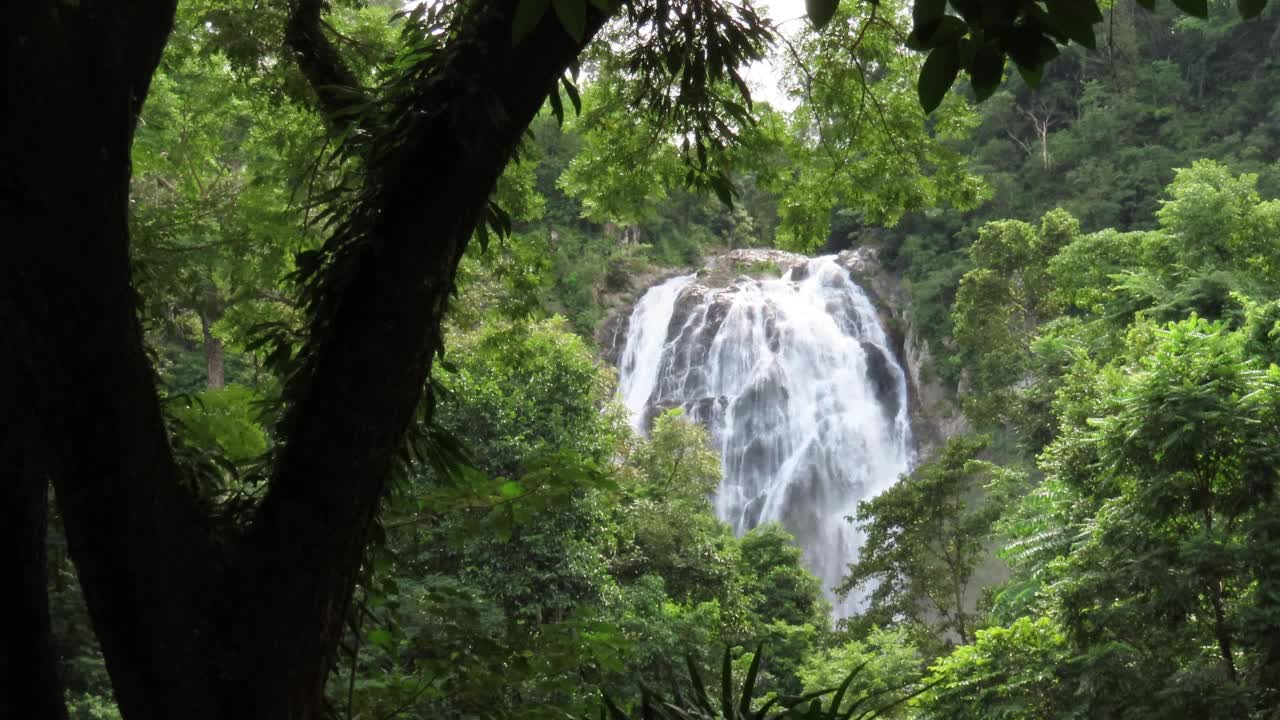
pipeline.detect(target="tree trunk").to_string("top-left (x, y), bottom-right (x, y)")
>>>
top-left (0, 401), bottom-right (67, 719)
top-left (4, 2), bottom-right (612, 718)
top-left (201, 311), bottom-right (226, 389)
top-left (230, 7), bottom-right (612, 714)
top-left (4, 3), bottom-right (235, 717)
top-left (1210, 576), bottom-right (1238, 682)
top-left (1, 178), bottom-right (62, 720)
top-left (1201, 507), bottom-right (1238, 683)
top-left (952, 574), bottom-right (970, 645)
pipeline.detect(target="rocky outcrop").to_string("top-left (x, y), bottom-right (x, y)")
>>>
top-left (695, 248), bottom-right (807, 286)
top-left (598, 249), bottom-right (803, 367)
top-left (837, 247), bottom-right (968, 457)
top-left (598, 268), bottom-right (691, 368)
top-left (598, 306), bottom-right (633, 368)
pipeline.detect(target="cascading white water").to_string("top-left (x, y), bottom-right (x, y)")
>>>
top-left (618, 273), bottom-right (696, 432)
top-left (616, 255), bottom-right (913, 616)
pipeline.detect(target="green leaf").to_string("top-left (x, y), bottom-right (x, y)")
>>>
top-left (969, 45), bottom-right (1005, 102)
top-left (739, 645), bottom-right (764, 716)
top-left (918, 43), bottom-right (960, 113)
top-left (1170, 0), bottom-right (1210, 17)
top-left (708, 174), bottom-right (736, 209)
top-left (1016, 62), bottom-right (1045, 88)
top-left (720, 648), bottom-right (733, 720)
top-left (1238, 0), bottom-right (1267, 18)
top-left (368, 628), bottom-right (393, 648)
top-left (513, 0), bottom-right (550, 45)
top-left (552, 0), bottom-right (587, 43)
top-left (1045, 0), bottom-right (1099, 48)
top-left (547, 81), bottom-right (565, 125)
top-left (913, 0), bottom-right (947, 27)
top-left (686, 655), bottom-right (714, 713)
top-left (499, 480), bottom-right (524, 499)
top-left (561, 76), bottom-right (582, 117)
top-left (950, 0), bottom-right (982, 24)
top-left (911, 15), bottom-right (968, 49)
top-left (602, 695), bottom-right (629, 720)
top-left (806, 0), bottom-right (841, 29)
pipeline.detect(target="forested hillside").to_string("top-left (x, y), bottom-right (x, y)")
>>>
top-left (7, 0), bottom-right (1280, 718)
top-left (864, 0), bottom-right (1280, 363)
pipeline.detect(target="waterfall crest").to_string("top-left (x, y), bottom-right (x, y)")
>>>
top-left (616, 255), bottom-right (914, 615)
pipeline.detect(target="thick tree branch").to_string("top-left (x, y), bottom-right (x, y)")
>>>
top-left (285, 0), bottom-right (365, 128)
top-left (0, 322), bottom-right (65, 718)
top-left (7, 1), bottom-right (617, 717)
top-left (229, 3), bottom-right (615, 715)
top-left (4, 2), bottom-right (227, 718)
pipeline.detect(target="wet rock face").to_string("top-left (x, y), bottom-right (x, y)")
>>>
top-left (599, 309), bottom-right (631, 368)
top-left (861, 341), bottom-right (901, 423)
top-left (613, 252), bottom-right (916, 616)
top-left (696, 248), bottom-right (812, 287)
top-left (837, 246), bottom-right (969, 455)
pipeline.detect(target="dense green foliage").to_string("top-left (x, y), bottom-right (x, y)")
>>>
top-left (320, 322), bottom-right (844, 717)
top-left (841, 435), bottom-right (1020, 645)
top-left (839, 162), bottom-right (1280, 717)
top-left (36, 0), bottom-right (1280, 717)
top-left (878, 0), bottom-right (1280, 360)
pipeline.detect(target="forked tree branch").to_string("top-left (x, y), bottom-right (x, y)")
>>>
top-left (285, 0), bottom-right (366, 129)
top-left (3, 1), bottom-right (228, 718)
top-left (229, 3), bottom-right (617, 714)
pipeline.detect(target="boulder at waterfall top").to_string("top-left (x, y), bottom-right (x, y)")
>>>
top-left (600, 247), bottom-right (961, 455)
top-left (608, 249), bottom-right (917, 616)
top-left (603, 249), bottom-right (821, 365)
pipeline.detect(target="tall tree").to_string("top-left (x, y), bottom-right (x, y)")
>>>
top-left (3, 1), bottom-right (621, 717)
top-left (839, 435), bottom-right (1019, 644)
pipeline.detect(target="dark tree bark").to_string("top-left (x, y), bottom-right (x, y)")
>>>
top-left (4, 3), bottom-right (206, 719)
top-left (230, 5), bottom-right (613, 714)
top-left (284, 0), bottom-right (364, 131)
top-left (0, 362), bottom-right (66, 719)
top-left (3, 1), bottom-right (610, 718)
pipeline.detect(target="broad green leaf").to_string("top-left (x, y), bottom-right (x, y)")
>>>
top-left (911, 15), bottom-right (968, 49)
top-left (969, 45), bottom-right (1005, 101)
top-left (806, 0), bottom-right (841, 29)
top-left (950, 0), bottom-right (983, 23)
top-left (552, 0), bottom-right (587, 43)
top-left (547, 80), bottom-right (565, 125)
top-left (1017, 62), bottom-right (1045, 88)
top-left (368, 628), bottom-right (393, 648)
top-left (602, 695), bottom-right (629, 720)
top-left (513, 0), bottom-right (551, 45)
top-left (709, 174), bottom-right (736, 209)
top-left (1238, 0), bottom-right (1267, 17)
top-left (739, 644), bottom-right (764, 716)
top-left (720, 648), bottom-right (732, 719)
top-left (918, 43), bottom-right (960, 113)
top-left (1046, 0), bottom-right (1099, 48)
top-left (1170, 0), bottom-right (1209, 17)
top-left (561, 76), bottom-right (582, 116)
top-left (913, 0), bottom-right (947, 27)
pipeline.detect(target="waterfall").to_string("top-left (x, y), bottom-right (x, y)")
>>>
top-left (616, 255), bottom-right (914, 615)
top-left (618, 273), bottom-right (696, 432)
